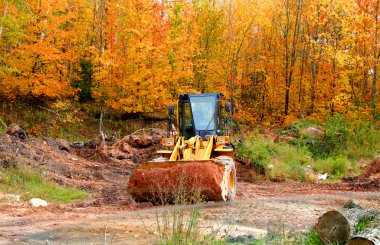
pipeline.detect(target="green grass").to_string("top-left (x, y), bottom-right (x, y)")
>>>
top-left (235, 114), bottom-right (380, 182)
top-left (235, 129), bottom-right (364, 181)
top-left (235, 134), bottom-right (275, 172)
top-left (302, 229), bottom-right (325, 245)
top-left (0, 165), bottom-right (87, 203)
top-left (312, 156), bottom-right (352, 178)
top-left (236, 135), bottom-right (314, 181)
top-left (348, 122), bottom-right (380, 159)
top-left (355, 215), bottom-right (374, 233)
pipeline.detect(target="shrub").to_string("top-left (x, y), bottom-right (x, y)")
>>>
top-left (157, 208), bottom-right (202, 245)
top-left (267, 160), bottom-right (307, 181)
top-left (235, 135), bottom-right (275, 172)
top-left (348, 122), bottom-right (380, 160)
top-left (302, 229), bottom-right (324, 245)
top-left (308, 115), bottom-right (349, 159)
top-left (236, 135), bottom-right (313, 181)
top-left (312, 156), bottom-right (352, 177)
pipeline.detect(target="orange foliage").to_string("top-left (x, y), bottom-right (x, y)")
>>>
top-left (0, 0), bottom-right (378, 123)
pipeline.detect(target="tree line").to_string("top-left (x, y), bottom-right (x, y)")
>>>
top-left (0, 0), bottom-right (379, 124)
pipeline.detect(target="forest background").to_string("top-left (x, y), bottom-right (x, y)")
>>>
top-left (0, 0), bottom-right (379, 130)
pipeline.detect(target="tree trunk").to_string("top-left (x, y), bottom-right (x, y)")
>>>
top-left (372, 0), bottom-right (379, 109)
top-left (315, 209), bottom-right (377, 244)
top-left (0, 0), bottom-right (9, 37)
top-left (347, 227), bottom-right (380, 245)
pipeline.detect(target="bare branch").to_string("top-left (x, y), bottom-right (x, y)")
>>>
top-left (0, 118), bottom-right (7, 129)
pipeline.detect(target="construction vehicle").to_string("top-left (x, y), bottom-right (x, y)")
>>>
top-left (127, 93), bottom-right (236, 203)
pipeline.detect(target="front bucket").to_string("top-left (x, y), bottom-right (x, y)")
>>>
top-left (127, 159), bottom-right (235, 203)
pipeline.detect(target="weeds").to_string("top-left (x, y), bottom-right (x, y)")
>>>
top-left (348, 122), bottom-right (380, 159)
top-left (0, 165), bottom-right (87, 203)
top-left (0, 117), bottom-right (6, 136)
top-left (154, 174), bottom-right (206, 245)
top-left (157, 208), bottom-right (202, 245)
top-left (236, 136), bottom-right (313, 181)
top-left (355, 215), bottom-right (374, 233)
top-left (235, 134), bottom-right (276, 172)
top-left (312, 156), bottom-right (352, 177)
top-left (302, 229), bottom-right (325, 245)
top-left (236, 113), bottom-right (380, 181)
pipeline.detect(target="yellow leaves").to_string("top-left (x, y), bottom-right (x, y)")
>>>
top-left (0, 0), bottom-right (377, 125)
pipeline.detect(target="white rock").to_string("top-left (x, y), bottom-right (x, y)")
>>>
top-left (303, 127), bottom-right (323, 136)
top-left (318, 173), bottom-right (328, 181)
top-left (5, 194), bottom-right (20, 202)
top-left (29, 198), bottom-right (48, 207)
top-left (267, 164), bottom-right (274, 170)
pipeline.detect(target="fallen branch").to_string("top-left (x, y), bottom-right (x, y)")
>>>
top-left (39, 106), bottom-right (62, 121)
top-left (131, 128), bottom-right (166, 136)
top-left (0, 118), bottom-right (7, 129)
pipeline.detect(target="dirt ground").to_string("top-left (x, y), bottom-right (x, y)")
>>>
top-left (0, 130), bottom-right (379, 244)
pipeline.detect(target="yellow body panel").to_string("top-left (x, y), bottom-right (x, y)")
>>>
top-left (157, 150), bottom-right (173, 154)
top-left (158, 135), bottom-right (231, 161)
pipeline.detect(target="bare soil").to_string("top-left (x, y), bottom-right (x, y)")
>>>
top-left (0, 131), bottom-right (379, 244)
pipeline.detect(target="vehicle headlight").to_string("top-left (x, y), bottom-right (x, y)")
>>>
top-left (162, 138), bottom-right (175, 147)
top-left (216, 136), bottom-right (230, 145)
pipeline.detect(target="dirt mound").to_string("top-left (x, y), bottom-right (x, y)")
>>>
top-left (6, 125), bottom-right (28, 140)
top-left (342, 158), bottom-right (380, 190)
top-left (0, 128), bottom-right (163, 206)
top-left (362, 158), bottom-right (380, 179)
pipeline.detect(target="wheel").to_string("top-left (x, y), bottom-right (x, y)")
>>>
top-left (215, 156), bottom-right (236, 201)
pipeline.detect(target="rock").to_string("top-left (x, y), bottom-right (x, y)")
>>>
top-left (343, 200), bottom-right (362, 209)
top-left (215, 224), bottom-right (266, 243)
top-left (56, 139), bottom-right (71, 152)
top-left (302, 127), bottom-right (323, 137)
top-left (6, 125), bottom-right (27, 140)
top-left (318, 173), bottom-right (328, 181)
top-left (70, 141), bottom-right (85, 149)
top-left (124, 135), bottom-right (153, 148)
top-left (85, 138), bottom-right (100, 149)
top-left (1, 194), bottom-right (21, 202)
top-left (29, 198), bottom-right (48, 207)
top-left (1, 157), bottom-right (17, 168)
top-left (116, 155), bottom-right (127, 160)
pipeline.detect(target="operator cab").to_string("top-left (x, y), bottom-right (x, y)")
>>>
top-left (176, 93), bottom-right (229, 140)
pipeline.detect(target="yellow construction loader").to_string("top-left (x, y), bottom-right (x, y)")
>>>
top-left (127, 93), bottom-right (236, 203)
